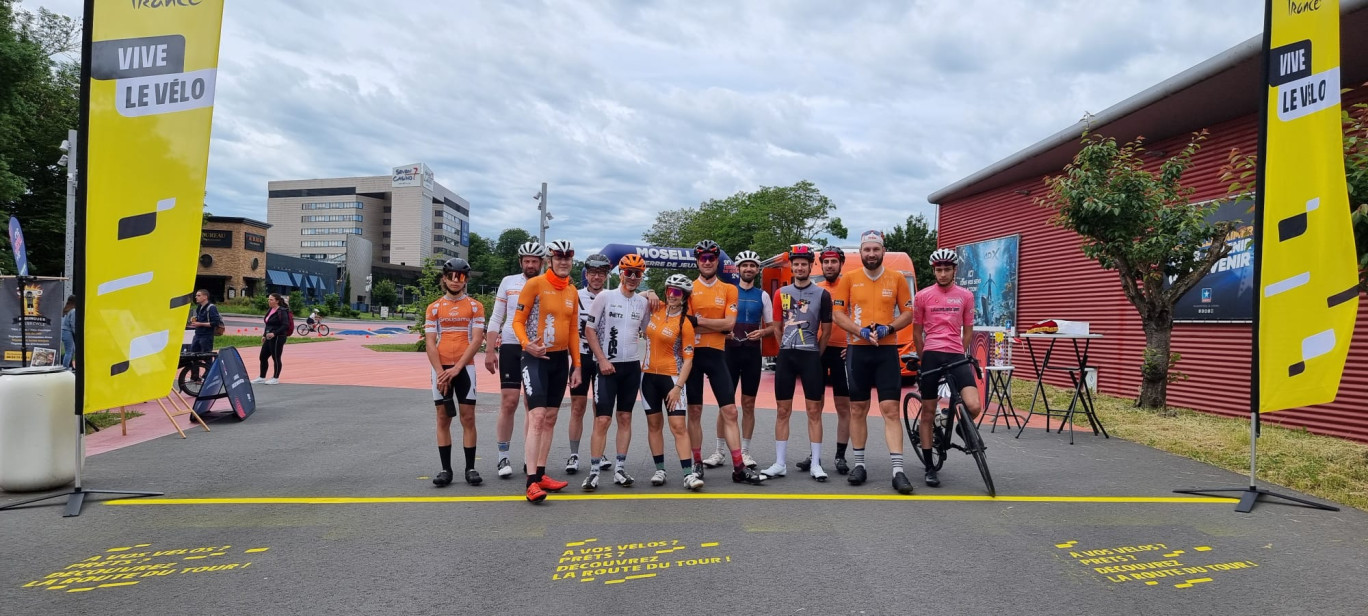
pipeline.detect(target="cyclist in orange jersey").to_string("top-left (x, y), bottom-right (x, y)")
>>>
top-left (512, 240), bottom-right (583, 503)
top-left (425, 258), bottom-right (485, 488)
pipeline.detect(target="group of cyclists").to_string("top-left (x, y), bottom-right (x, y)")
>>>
top-left (423, 229), bottom-right (982, 503)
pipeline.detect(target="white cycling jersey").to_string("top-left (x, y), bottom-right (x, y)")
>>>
top-left (584, 287), bottom-right (649, 363)
top-left (487, 273), bottom-right (532, 346)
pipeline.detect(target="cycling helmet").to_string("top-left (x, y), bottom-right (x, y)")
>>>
top-left (788, 244), bottom-right (816, 262)
top-left (518, 241), bottom-right (546, 258)
top-left (734, 250), bottom-right (761, 267)
top-left (618, 253), bottom-right (646, 271)
top-left (545, 240), bottom-right (574, 258)
top-left (694, 239), bottom-right (720, 257)
top-left (664, 274), bottom-right (693, 290)
top-left (819, 245), bottom-right (845, 263)
top-left (442, 258), bottom-right (471, 275)
top-left (584, 253), bottom-right (612, 271)
top-left (929, 248), bottom-right (959, 267)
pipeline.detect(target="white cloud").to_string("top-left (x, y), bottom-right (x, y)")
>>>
top-left (23, 0), bottom-right (1263, 251)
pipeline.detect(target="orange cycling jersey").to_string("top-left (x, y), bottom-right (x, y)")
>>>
top-left (425, 295), bottom-right (486, 365)
top-left (643, 306), bottom-right (695, 377)
top-left (817, 277), bottom-right (848, 348)
top-left (690, 277), bottom-right (738, 351)
top-left (513, 272), bottom-right (582, 365)
top-left (831, 268), bottom-right (912, 346)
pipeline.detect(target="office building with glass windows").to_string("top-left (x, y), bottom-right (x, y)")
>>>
top-left (265, 163), bottom-right (470, 267)
top-left (265, 164), bottom-right (471, 307)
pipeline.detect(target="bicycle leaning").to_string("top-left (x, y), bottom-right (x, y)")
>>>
top-left (176, 350), bottom-right (218, 398)
top-left (901, 354), bottom-right (995, 497)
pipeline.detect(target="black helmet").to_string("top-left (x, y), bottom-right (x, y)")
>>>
top-left (584, 253), bottom-right (612, 271)
top-left (442, 258), bottom-right (471, 275)
top-left (694, 239), bottom-right (720, 256)
top-left (819, 245), bottom-right (845, 263)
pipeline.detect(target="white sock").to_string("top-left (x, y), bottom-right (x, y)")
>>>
top-left (774, 440), bottom-right (787, 465)
top-left (741, 438), bottom-right (752, 453)
top-left (811, 442), bottom-right (821, 465)
top-left (715, 438), bottom-right (726, 453)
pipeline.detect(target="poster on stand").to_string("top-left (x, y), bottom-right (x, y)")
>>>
top-left (954, 235), bottom-right (1019, 332)
top-left (0, 277), bottom-right (64, 366)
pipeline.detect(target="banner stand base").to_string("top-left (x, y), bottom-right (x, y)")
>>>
top-left (1173, 486), bottom-right (1340, 513)
top-left (0, 487), bottom-right (165, 517)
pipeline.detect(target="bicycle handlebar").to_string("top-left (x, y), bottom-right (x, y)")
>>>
top-left (918, 354), bottom-right (982, 384)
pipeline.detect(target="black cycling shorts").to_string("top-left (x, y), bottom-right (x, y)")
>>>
top-left (685, 347), bottom-right (736, 408)
top-left (774, 349), bottom-right (824, 402)
top-left (570, 353), bottom-right (598, 396)
top-left (640, 373), bottom-right (686, 417)
top-left (432, 364), bottom-right (477, 416)
top-left (499, 343), bottom-right (523, 390)
top-left (594, 361), bottom-right (642, 417)
top-left (846, 345), bottom-right (901, 403)
top-left (821, 346), bottom-right (850, 397)
top-left (725, 343), bottom-right (762, 398)
top-left (521, 350), bottom-right (571, 410)
top-left (918, 350), bottom-right (978, 400)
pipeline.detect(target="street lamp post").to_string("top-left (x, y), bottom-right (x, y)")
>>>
top-left (535, 182), bottom-right (551, 246)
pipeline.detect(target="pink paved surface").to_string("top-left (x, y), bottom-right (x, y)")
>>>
top-left (88, 329), bottom-right (1070, 455)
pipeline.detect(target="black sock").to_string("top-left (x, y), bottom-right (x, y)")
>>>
top-left (680, 458), bottom-right (693, 470)
top-left (921, 448), bottom-right (934, 469)
top-left (836, 442), bottom-right (848, 459)
top-left (438, 445), bottom-right (452, 472)
top-left (463, 446), bottom-right (476, 472)
top-left (537, 465), bottom-right (547, 477)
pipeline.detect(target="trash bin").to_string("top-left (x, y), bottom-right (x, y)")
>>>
top-left (0, 366), bottom-right (79, 492)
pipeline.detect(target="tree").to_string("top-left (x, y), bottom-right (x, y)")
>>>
top-left (371, 278), bottom-right (398, 309)
top-left (0, 2), bottom-right (79, 276)
top-left (466, 231), bottom-right (499, 281)
top-left (1040, 131), bottom-right (1235, 410)
top-left (882, 214), bottom-right (937, 291)
top-left (492, 227), bottom-right (535, 278)
top-left (642, 180), bottom-right (846, 259)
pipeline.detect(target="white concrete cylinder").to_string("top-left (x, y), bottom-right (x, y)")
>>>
top-left (0, 367), bottom-right (79, 492)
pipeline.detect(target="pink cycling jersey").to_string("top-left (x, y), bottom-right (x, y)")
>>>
top-left (913, 284), bottom-right (974, 354)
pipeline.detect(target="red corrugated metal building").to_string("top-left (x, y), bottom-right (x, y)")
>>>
top-left (928, 2), bottom-right (1368, 442)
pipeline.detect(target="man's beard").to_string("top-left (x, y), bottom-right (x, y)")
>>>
top-left (862, 254), bottom-right (883, 270)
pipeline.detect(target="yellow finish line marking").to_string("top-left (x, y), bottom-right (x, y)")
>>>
top-left (104, 494), bottom-right (1237, 506)
top-left (700, 542), bottom-right (720, 547)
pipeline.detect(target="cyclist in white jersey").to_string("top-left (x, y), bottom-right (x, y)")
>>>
top-left (565, 253), bottom-right (612, 475)
top-left (582, 253), bottom-right (651, 489)
top-left (483, 241), bottom-right (545, 479)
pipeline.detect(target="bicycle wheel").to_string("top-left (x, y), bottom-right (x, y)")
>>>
top-left (177, 365), bottom-right (203, 397)
top-left (901, 391), bottom-right (921, 450)
top-left (956, 401), bottom-right (995, 497)
top-left (316, 324), bottom-right (330, 336)
top-left (296, 323), bottom-right (309, 336)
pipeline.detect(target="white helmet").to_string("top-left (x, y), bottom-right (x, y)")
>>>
top-left (929, 248), bottom-right (959, 267)
top-left (545, 240), bottom-right (574, 257)
top-left (734, 250), bottom-right (761, 266)
top-left (664, 274), bottom-right (692, 290)
top-left (518, 241), bottom-right (546, 258)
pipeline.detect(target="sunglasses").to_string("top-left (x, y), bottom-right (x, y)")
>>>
top-left (551, 250), bottom-right (575, 259)
top-left (696, 254), bottom-right (718, 263)
top-left (621, 270), bottom-right (643, 279)
top-left (445, 272), bottom-right (468, 281)
top-left (665, 287), bottom-right (685, 297)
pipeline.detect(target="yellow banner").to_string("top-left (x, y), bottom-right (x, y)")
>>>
top-left (1258, 0), bottom-right (1359, 413)
top-left (81, 0), bottom-right (224, 413)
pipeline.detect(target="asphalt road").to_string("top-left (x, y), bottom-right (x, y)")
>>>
top-left (3, 383), bottom-right (1366, 615)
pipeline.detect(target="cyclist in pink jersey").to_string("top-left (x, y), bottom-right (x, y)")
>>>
top-left (912, 248), bottom-right (983, 488)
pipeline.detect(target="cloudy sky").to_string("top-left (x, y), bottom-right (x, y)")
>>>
top-left (27, 0), bottom-right (1263, 251)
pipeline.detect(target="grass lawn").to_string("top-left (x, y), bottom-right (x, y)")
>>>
top-left (1006, 379), bottom-right (1368, 512)
top-left (85, 410), bottom-right (143, 434)
top-left (364, 343), bottom-right (421, 352)
top-left (213, 335), bottom-right (340, 349)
